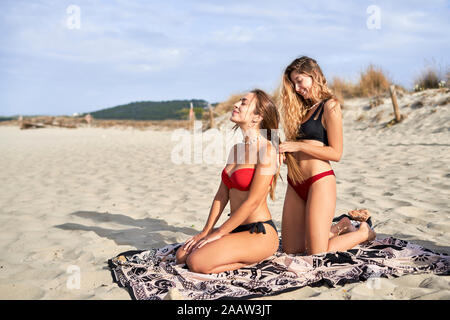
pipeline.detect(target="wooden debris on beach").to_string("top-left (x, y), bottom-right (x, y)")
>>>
top-left (208, 104), bottom-right (215, 129)
top-left (20, 122), bottom-right (46, 129)
top-left (84, 114), bottom-right (93, 126)
top-left (19, 116), bottom-right (78, 130)
top-left (188, 102), bottom-right (195, 131)
top-left (201, 104), bottom-right (217, 131)
top-left (3, 115), bottom-right (191, 131)
top-left (388, 84), bottom-right (404, 124)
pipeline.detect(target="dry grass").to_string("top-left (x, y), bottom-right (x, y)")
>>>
top-left (271, 84), bottom-right (282, 107)
top-left (329, 77), bottom-right (358, 103)
top-left (414, 61), bottom-right (449, 91)
top-left (330, 64), bottom-right (392, 99)
top-left (357, 64), bottom-right (391, 97)
top-left (447, 70), bottom-right (450, 88)
top-left (414, 67), bottom-right (441, 91)
top-left (213, 92), bottom-right (246, 115)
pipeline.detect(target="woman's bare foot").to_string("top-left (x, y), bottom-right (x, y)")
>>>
top-left (358, 221), bottom-right (376, 245)
top-left (348, 209), bottom-right (371, 222)
top-left (329, 216), bottom-right (357, 239)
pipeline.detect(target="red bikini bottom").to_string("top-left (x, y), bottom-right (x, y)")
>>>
top-left (287, 170), bottom-right (335, 202)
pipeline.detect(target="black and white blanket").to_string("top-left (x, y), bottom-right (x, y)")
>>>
top-left (108, 235), bottom-right (450, 300)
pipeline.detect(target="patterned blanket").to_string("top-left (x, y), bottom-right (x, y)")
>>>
top-left (108, 236), bottom-right (450, 300)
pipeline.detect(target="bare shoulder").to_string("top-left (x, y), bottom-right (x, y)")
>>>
top-left (258, 140), bottom-right (277, 166)
top-left (260, 139), bottom-right (276, 155)
top-left (323, 98), bottom-right (342, 116)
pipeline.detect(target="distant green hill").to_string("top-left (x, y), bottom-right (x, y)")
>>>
top-left (0, 116), bottom-right (17, 122)
top-left (85, 99), bottom-right (209, 120)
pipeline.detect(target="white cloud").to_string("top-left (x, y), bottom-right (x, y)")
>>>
top-left (210, 26), bottom-right (263, 44)
top-left (0, 0), bottom-right (449, 116)
top-left (1, 4), bottom-right (190, 74)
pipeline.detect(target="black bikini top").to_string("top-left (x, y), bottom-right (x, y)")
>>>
top-left (296, 99), bottom-right (329, 145)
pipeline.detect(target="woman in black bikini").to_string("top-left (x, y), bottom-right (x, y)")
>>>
top-left (279, 56), bottom-right (376, 255)
top-left (175, 89), bottom-right (280, 274)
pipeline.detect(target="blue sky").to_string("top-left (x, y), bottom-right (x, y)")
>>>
top-left (0, 0), bottom-right (449, 116)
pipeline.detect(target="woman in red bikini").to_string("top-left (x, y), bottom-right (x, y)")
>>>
top-left (278, 56), bottom-right (376, 255)
top-left (175, 89), bottom-right (280, 274)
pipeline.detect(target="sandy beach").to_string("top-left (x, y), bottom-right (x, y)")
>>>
top-left (0, 89), bottom-right (449, 300)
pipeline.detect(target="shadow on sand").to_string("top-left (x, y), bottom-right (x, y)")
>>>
top-left (55, 210), bottom-right (198, 249)
top-left (376, 233), bottom-right (450, 255)
top-left (55, 212), bottom-right (450, 257)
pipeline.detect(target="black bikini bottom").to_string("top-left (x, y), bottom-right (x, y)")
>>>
top-left (231, 220), bottom-right (277, 235)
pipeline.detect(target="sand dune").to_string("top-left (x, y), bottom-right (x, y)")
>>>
top-left (0, 89), bottom-right (449, 299)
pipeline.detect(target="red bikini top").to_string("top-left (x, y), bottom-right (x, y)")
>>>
top-left (221, 167), bottom-right (273, 191)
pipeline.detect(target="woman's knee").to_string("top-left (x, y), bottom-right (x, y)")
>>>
top-left (282, 239), bottom-right (305, 254)
top-left (186, 252), bottom-right (211, 274)
top-left (280, 232), bottom-right (303, 254)
top-left (306, 242), bottom-right (329, 255)
top-left (282, 245), bottom-right (298, 255)
top-left (175, 246), bottom-right (188, 265)
top-left (281, 227), bottom-right (305, 254)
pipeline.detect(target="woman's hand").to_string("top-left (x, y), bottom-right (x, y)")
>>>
top-left (279, 141), bottom-right (302, 153)
top-left (190, 231), bottom-right (224, 252)
top-left (182, 231), bottom-right (209, 254)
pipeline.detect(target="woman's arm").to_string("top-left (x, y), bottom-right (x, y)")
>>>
top-left (200, 181), bottom-right (230, 234)
top-left (199, 145), bottom-right (238, 233)
top-left (279, 99), bottom-right (343, 162)
top-left (216, 143), bottom-right (277, 235)
top-left (191, 143), bottom-right (277, 250)
top-left (182, 180), bottom-right (229, 253)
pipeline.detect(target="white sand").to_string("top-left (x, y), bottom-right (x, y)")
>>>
top-left (0, 89), bottom-right (449, 300)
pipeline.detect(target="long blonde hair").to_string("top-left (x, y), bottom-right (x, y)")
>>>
top-left (279, 56), bottom-right (335, 184)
